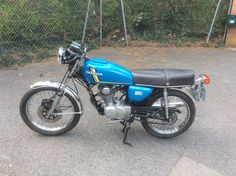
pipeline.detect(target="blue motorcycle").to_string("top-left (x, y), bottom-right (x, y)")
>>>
top-left (20, 42), bottom-right (210, 145)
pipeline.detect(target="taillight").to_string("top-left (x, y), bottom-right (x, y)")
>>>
top-left (203, 74), bottom-right (211, 85)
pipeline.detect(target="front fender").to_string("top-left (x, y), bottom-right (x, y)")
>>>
top-left (31, 81), bottom-right (84, 114)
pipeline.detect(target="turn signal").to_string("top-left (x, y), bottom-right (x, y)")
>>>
top-left (203, 74), bottom-right (211, 85)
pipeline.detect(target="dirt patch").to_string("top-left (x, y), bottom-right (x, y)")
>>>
top-left (0, 46), bottom-right (228, 72)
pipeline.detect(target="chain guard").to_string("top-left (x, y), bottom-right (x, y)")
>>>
top-left (135, 108), bottom-right (180, 125)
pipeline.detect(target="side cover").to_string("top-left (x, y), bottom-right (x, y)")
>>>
top-left (128, 86), bottom-right (153, 102)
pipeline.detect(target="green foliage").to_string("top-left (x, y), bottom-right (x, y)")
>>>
top-left (0, 0), bottom-right (88, 42)
top-left (123, 0), bottom-right (227, 40)
top-left (0, 0), bottom-right (229, 68)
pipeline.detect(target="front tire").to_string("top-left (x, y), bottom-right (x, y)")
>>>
top-left (20, 87), bottom-right (81, 136)
top-left (141, 90), bottom-right (195, 138)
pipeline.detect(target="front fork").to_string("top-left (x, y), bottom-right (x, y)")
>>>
top-left (46, 60), bottom-right (80, 117)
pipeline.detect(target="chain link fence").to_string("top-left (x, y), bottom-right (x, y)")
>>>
top-left (0, 0), bottom-right (229, 68)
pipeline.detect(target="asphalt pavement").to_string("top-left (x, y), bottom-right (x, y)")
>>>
top-left (0, 47), bottom-right (236, 176)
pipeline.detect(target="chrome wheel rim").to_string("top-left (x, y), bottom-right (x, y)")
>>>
top-left (26, 90), bottom-right (75, 132)
top-left (148, 96), bottom-right (190, 135)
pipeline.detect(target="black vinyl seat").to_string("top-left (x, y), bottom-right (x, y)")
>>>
top-left (132, 69), bottom-right (195, 87)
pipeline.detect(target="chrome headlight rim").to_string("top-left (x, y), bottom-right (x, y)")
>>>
top-left (58, 47), bottom-right (66, 64)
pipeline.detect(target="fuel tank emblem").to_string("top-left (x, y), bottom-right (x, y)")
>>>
top-left (135, 91), bottom-right (143, 96)
top-left (86, 70), bottom-right (103, 76)
top-left (87, 68), bottom-right (102, 82)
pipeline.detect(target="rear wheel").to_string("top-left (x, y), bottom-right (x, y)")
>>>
top-left (141, 90), bottom-right (195, 138)
top-left (20, 87), bottom-right (80, 136)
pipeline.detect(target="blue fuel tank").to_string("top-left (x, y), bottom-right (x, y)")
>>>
top-left (82, 58), bottom-right (133, 85)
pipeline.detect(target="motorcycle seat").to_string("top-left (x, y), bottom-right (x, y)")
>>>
top-left (132, 69), bottom-right (195, 87)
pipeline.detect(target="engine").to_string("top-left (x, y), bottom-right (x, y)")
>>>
top-left (98, 85), bottom-right (131, 120)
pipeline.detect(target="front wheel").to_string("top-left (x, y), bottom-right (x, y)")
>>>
top-left (20, 87), bottom-right (81, 136)
top-left (141, 90), bottom-right (196, 138)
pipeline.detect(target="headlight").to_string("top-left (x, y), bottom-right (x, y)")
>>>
top-left (58, 48), bottom-right (66, 64)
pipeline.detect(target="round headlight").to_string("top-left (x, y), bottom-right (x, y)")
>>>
top-left (58, 48), bottom-right (66, 64)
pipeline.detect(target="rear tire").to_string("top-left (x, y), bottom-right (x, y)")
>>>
top-left (20, 87), bottom-right (81, 136)
top-left (141, 90), bottom-right (195, 138)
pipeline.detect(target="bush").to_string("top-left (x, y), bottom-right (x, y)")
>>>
top-left (0, 0), bottom-right (229, 67)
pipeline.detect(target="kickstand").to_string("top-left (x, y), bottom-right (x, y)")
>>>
top-left (123, 123), bottom-right (132, 147)
top-left (122, 124), bottom-right (126, 133)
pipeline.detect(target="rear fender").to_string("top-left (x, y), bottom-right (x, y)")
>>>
top-left (171, 87), bottom-right (200, 102)
top-left (173, 74), bottom-right (208, 102)
top-left (31, 81), bottom-right (84, 114)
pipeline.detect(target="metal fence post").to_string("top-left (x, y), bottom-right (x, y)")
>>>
top-left (82, 0), bottom-right (92, 45)
top-left (207, 0), bottom-right (222, 43)
top-left (120, 0), bottom-right (128, 46)
top-left (100, 0), bottom-right (103, 45)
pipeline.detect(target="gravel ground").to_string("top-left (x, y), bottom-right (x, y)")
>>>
top-left (0, 47), bottom-right (236, 176)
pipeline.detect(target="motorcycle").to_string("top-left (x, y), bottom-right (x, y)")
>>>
top-left (20, 42), bottom-right (210, 146)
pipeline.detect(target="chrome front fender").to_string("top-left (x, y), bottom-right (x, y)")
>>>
top-left (31, 81), bottom-right (84, 114)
